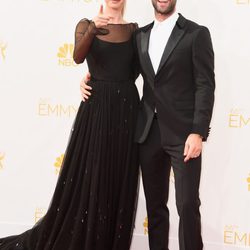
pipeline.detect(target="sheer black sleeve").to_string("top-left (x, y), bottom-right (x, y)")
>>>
top-left (132, 23), bottom-right (141, 80)
top-left (73, 19), bottom-right (97, 64)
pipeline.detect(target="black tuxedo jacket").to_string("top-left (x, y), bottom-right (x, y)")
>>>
top-left (134, 14), bottom-right (215, 145)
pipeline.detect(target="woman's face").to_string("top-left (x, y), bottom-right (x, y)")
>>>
top-left (104, 0), bottom-right (125, 11)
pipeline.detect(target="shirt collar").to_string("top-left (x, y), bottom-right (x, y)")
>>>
top-left (153, 11), bottom-right (179, 30)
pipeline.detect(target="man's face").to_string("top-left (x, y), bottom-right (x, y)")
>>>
top-left (151, 0), bottom-right (177, 15)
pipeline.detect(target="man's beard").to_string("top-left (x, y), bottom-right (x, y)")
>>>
top-left (152, 0), bottom-right (176, 15)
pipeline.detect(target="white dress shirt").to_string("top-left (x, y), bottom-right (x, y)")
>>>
top-left (149, 12), bottom-right (179, 74)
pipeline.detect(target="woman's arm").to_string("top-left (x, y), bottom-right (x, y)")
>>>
top-left (73, 19), bottom-right (97, 64)
top-left (73, 6), bottom-right (110, 64)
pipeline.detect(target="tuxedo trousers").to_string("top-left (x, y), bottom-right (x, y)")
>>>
top-left (139, 116), bottom-right (203, 250)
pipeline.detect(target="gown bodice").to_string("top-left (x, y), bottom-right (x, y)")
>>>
top-left (73, 20), bottom-right (138, 82)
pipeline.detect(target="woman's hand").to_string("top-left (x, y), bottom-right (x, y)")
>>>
top-left (80, 72), bottom-right (92, 102)
top-left (92, 5), bottom-right (110, 28)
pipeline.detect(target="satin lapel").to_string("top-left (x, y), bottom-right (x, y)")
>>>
top-left (157, 24), bottom-right (185, 75)
top-left (139, 24), bottom-right (155, 88)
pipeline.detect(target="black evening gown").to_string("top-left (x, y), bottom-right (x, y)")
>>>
top-left (0, 19), bottom-right (140, 250)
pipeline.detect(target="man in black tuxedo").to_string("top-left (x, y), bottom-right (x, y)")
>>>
top-left (134, 0), bottom-right (215, 249)
top-left (80, 1), bottom-right (215, 249)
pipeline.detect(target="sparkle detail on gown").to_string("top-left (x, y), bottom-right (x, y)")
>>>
top-left (0, 20), bottom-right (140, 250)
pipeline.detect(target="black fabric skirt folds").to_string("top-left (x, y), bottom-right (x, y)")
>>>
top-left (0, 79), bottom-right (140, 250)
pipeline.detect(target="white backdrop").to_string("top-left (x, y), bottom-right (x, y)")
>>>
top-left (0, 0), bottom-right (250, 249)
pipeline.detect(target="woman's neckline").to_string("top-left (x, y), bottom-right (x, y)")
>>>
top-left (107, 22), bottom-right (133, 25)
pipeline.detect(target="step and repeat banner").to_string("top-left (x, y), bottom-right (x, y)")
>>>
top-left (0, 0), bottom-right (249, 249)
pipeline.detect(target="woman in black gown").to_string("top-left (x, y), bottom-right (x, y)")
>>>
top-left (0, 0), bottom-right (140, 249)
